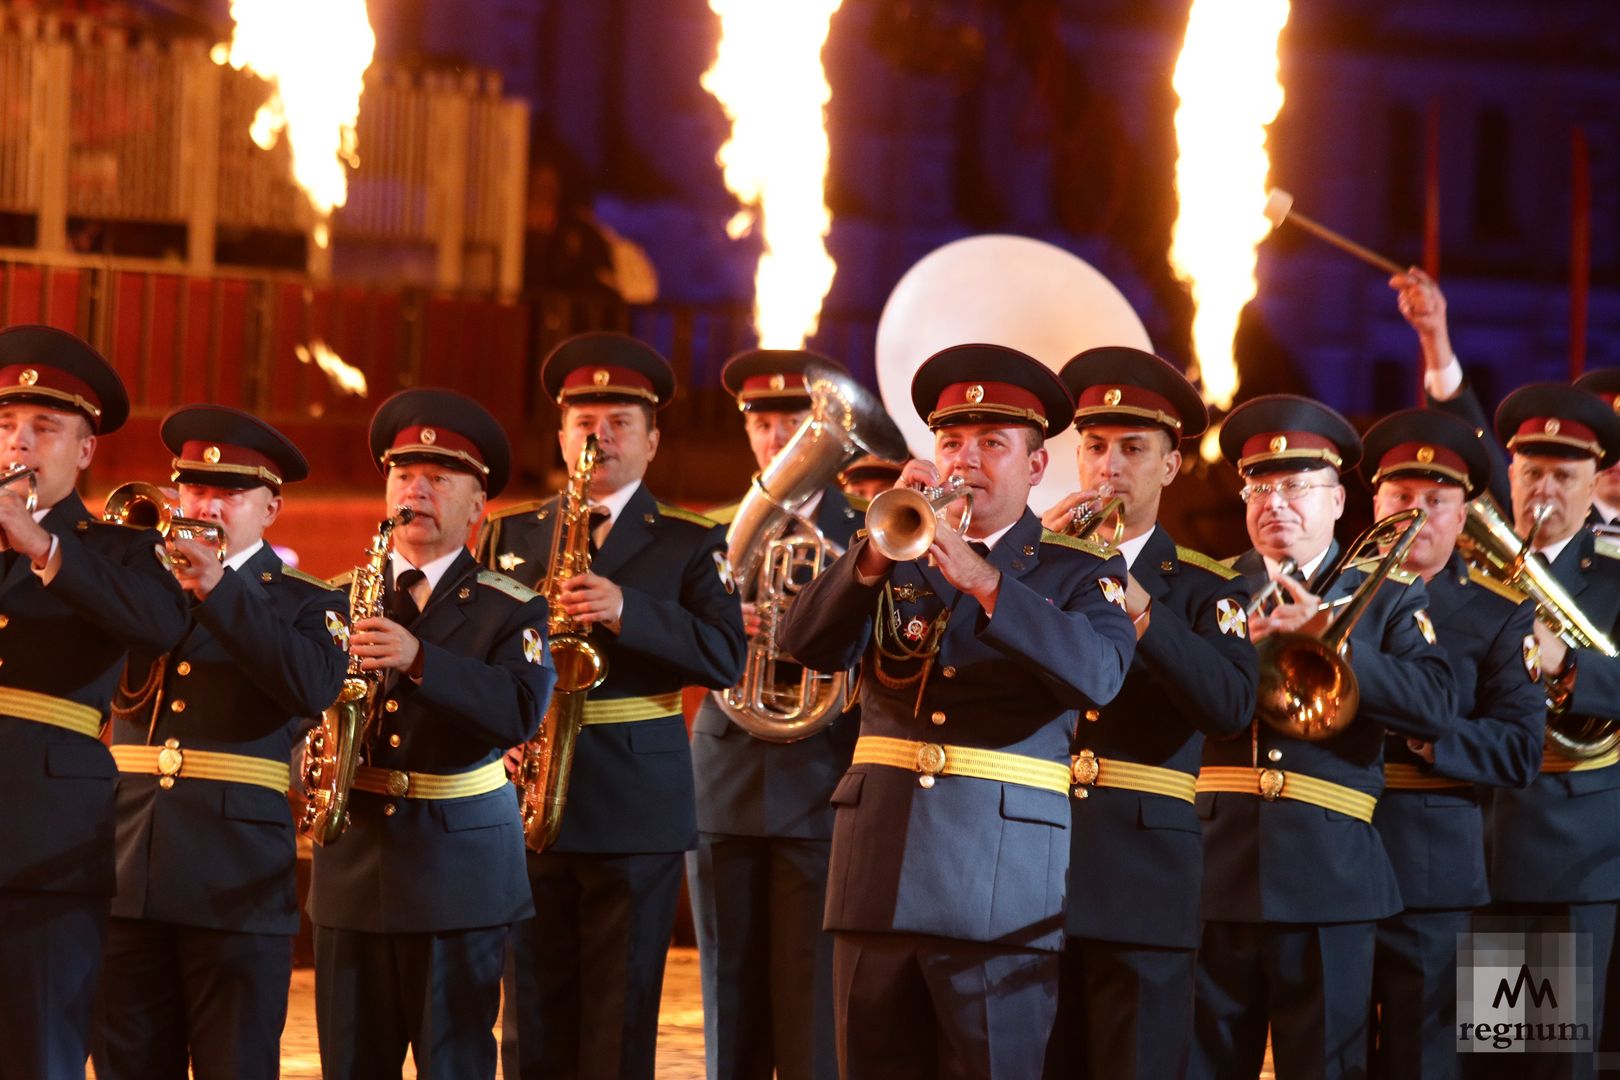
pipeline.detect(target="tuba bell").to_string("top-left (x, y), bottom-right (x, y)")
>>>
top-left (1458, 497), bottom-right (1620, 758)
top-left (715, 363), bottom-right (908, 742)
top-left (103, 481), bottom-right (227, 568)
top-left (1255, 508), bottom-right (1427, 741)
top-left (865, 474), bottom-right (973, 563)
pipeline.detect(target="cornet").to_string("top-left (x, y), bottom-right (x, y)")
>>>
top-left (0, 463), bottom-right (37, 513)
top-left (102, 481), bottom-right (227, 569)
top-left (866, 475), bottom-right (973, 562)
top-left (1062, 483), bottom-right (1125, 549)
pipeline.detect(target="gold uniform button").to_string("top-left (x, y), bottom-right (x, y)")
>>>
top-left (382, 803), bottom-right (396, 816)
top-left (942, 666), bottom-right (957, 678)
top-left (169, 700), bottom-right (186, 713)
top-left (930, 710), bottom-right (947, 726)
top-left (0, 614), bottom-right (9, 629)
top-left (1075, 788), bottom-right (1090, 799)
top-left (1267, 748), bottom-right (1282, 763)
top-left (385, 700), bottom-right (399, 713)
top-left (1084, 709), bottom-right (1100, 722)
top-left (175, 662), bottom-right (191, 676)
top-left (388, 734), bottom-right (401, 747)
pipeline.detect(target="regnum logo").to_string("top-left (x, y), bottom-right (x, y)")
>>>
top-left (1457, 929), bottom-right (1592, 1054)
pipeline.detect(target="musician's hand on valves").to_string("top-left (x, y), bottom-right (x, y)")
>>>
top-left (856, 459), bottom-right (938, 578)
top-left (1406, 738), bottom-right (1436, 765)
top-left (1040, 489), bottom-right (1104, 535)
top-left (0, 490), bottom-right (50, 565)
top-left (1248, 574), bottom-right (1323, 642)
top-left (351, 615), bottom-right (423, 674)
top-left (740, 601), bottom-right (763, 637)
top-left (503, 744), bottom-right (526, 778)
top-left (166, 537), bottom-right (224, 599)
top-left (560, 572), bottom-right (624, 631)
top-left (1533, 620), bottom-right (1570, 678)
top-left (928, 527), bottom-right (1001, 613)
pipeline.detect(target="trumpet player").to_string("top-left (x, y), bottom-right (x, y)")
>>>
top-left (310, 390), bottom-right (554, 1080)
top-left (839, 455), bottom-right (904, 503)
top-left (1039, 347), bottom-right (1259, 1080)
top-left (779, 344), bottom-right (1138, 1080)
top-left (477, 333), bottom-right (745, 1080)
top-left (1193, 395), bottom-right (1456, 1080)
top-left (1474, 384), bottom-right (1620, 1078)
top-left (90, 405), bottom-right (348, 1080)
top-left (689, 349), bottom-right (864, 1080)
top-left (0, 325), bottom-right (188, 1080)
top-left (1354, 409), bottom-right (1544, 1080)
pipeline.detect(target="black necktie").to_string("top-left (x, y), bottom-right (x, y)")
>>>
top-left (1, 548), bottom-right (16, 577)
top-left (588, 506), bottom-right (611, 555)
top-left (969, 541), bottom-right (990, 558)
top-left (393, 568), bottom-right (425, 627)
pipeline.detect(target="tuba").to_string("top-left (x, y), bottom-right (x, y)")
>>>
top-left (715, 363), bottom-right (908, 742)
top-left (299, 508), bottom-right (414, 845)
top-left (516, 435), bottom-right (608, 851)
top-left (865, 475), bottom-right (973, 563)
top-left (103, 481), bottom-right (227, 569)
top-left (1, 463), bottom-right (37, 513)
top-left (1255, 508), bottom-right (1427, 741)
top-left (1458, 497), bottom-right (1620, 758)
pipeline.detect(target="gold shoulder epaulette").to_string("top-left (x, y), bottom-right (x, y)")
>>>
top-left (1039, 529), bottom-right (1111, 558)
top-left (845, 494), bottom-right (872, 513)
top-left (282, 566), bottom-right (334, 590)
top-left (1346, 556), bottom-right (1418, 586)
top-left (1467, 565), bottom-right (1525, 603)
top-left (1176, 545), bottom-right (1240, 580)
top-left (1220, 554), bottom-right (1240, 569)
top-left (328, 570), bottom-right (355, 589)
top-left (1595, 537), bottom-right (1620, 562)
top-left (477, 569), bottom-right (539, 603)
top-left (485, 498), bottom-right (551, 522)
top-left (656, 502), bottom-right (720, 529)
top-left (705, 501), bottom-right (741, 525)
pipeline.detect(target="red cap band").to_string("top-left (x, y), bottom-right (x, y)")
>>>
top-left (173, 440), bottom-right (284, 487)
top-left (929, 381), bottom-right (1046, 428)
top-left (1372, 440), bottom-right (1470, 488)
top-left (1074, 384), bottom-right (1182, 431)
top-left (559, 364), bottom-right (659, 405)
top-left (0, 363), bottom-right (104, 425)
top-left (382, 424), bottom-right (490, 477)
top-left (1508, 416), bottom-right (1603, 459)
top-left (1238, 430), bottom-right (1344, 473)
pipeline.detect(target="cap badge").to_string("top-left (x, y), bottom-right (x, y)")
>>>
top-left (965, 384), bottom-right (985, 404)
top-left (201, 445), bottom-right (221, 464)
top-left (18, 368), bottom-right (37, 386)
top-left (769, 373), bottom-right (786, 391)
top-left (1416, 446), bottom-right (1435, 463)
top-left (1103, 388), bottom-right (1122, 406)
top-left (420, 427), bottom-right (438, 445)
top-left (592, 369), bottom-right (611, 387)
top-left (1545, 419), bottom-right (1561, 436)
top-left (1270, 435), bottom-right (1288, 453)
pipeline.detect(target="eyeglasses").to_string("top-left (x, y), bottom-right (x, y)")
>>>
top-left (1238, 477), bottom-right (1339, 504)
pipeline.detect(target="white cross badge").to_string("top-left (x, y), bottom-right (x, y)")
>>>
top-left (1098, 576), bottom-right (1127, 610)
top-left (1413, 609), bottom-right (1437, 645)
top-left (325, 611), bottom-right (349, 648)
top-left (522, 627), bottom-right (545, 666)
top-left (498, 552), bottom-right (526, 572)
top-left (1522, 634), bottom-right (1542, 682)
top-left (1215, 597), bottom-right (1248, 638)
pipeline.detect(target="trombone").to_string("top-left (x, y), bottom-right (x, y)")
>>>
top-left (103, 481), bottom-right (227, 569)
top-left (1254, 508), bottom-right (1427, 741)
top-left (0, 463), bottom-right (37, 513)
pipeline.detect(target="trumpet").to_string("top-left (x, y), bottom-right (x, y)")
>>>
top-left (866, 475), bottom-right (973, 563)
top-left (1255, 508), bottom-right (1427, 741)
top-left (0, 463), bottom-right (37, 513)
top-left (1061, 484), bottom-right (1125, 550)
top-left (102, 481), bottom-right (227, 569)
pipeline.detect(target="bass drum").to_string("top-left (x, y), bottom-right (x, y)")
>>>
top-left (875, 234), bottom-right (1152, 514)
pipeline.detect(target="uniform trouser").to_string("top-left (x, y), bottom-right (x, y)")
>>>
top-left (1192, 919), bottom-right (1377, 1080)
top-left (313, 923), bottom-right (509, 1080)
top-left (90, 917), bottom-right (293, 1080)
top-left (0, 888), bottom-right (109, 1080)
top-left (1463, 901), bottom-right (1618, 1080)
top-left (1043, 937), bottom-right (1196, 1080)
top-left (1371, 908), bottom-right (1471, 1080)
top-left (502, 850), bottom-right (684, 1080)
top-left (833, 930), bottom-right (1060, 1080)
top-left (687, 832), bottom-right (838, 1080)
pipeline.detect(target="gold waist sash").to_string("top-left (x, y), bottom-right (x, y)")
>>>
top-left (1196, 765), bottom-right (1377, 823)
top-left (111, 743), bottom-right (289, 793)
top-left (352, 759), bottom-right (509, 800)
top-left (0, 687), bottom-right (101, 739)
top-left (853, 735), bottom-right (1071, 795)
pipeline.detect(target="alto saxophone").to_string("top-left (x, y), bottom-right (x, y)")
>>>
top-left (299, 507), bottom-right (414, 845)
top-left (516, 435), bottom-right (608, 851)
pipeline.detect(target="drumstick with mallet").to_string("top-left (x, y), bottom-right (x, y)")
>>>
top-left (1263, 189), bottom-right (1406, 276)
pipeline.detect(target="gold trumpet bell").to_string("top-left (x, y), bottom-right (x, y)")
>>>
top-left (102, 480), bottom-right (227, 567)
top-left (866, 476), bottom-right (972, 563)
top-left (1255, 632), bottom-right (1359, 740)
